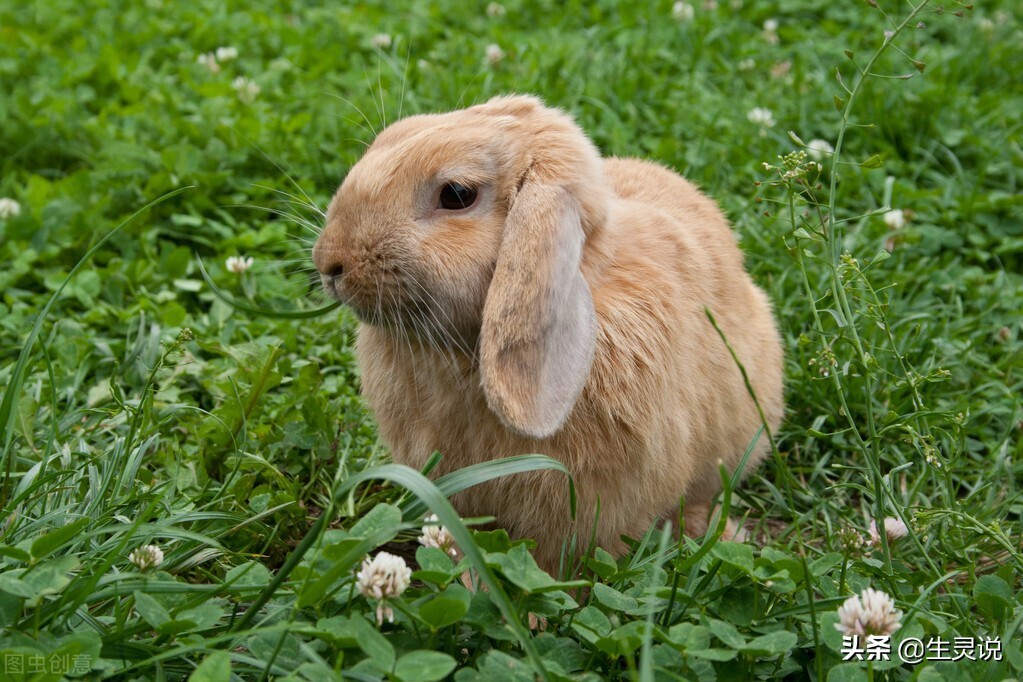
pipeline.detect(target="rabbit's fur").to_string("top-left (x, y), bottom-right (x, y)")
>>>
top-left (313, 95), bottom-right (784, 572)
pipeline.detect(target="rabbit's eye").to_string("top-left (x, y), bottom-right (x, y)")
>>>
top-left (438, 182), bottom-right (478, 210)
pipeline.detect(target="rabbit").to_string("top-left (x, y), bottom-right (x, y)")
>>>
top-left (312, 95), bottom-right (784, 573)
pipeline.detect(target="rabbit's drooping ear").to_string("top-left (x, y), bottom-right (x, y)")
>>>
top-left (479, 170), bottom-right (597, 439)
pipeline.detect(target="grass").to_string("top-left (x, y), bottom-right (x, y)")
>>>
top-left (1, 0), bottom-right (1021, 679)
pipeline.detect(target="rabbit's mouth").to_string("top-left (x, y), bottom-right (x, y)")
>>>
top-left (338, 283), bottom-right (481, 352)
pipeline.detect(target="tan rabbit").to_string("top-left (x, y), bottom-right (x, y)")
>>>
top-left (313, 95), bottom-right (784, 573)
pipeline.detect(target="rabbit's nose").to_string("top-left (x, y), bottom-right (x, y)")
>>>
top-left (312, 240), bottom-right (346, 280)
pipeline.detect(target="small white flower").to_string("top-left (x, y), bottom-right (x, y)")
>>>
top-left (129, 545), bottom-right (164, 572)
top-left (806, 138), bottom-right (834, 161)
top-left (747, 107), bottom-right (775, 129)
top-left (978, 18), bottom-right (994, 32)
top-left (883, 29), bottom-right (895, 43)
top-left (835, 587), bottom-right (903, 637)
top-left (0, 198), bottom-right (22, 219)
top-left (737, 58), bottom-right (756, 72)
top-left (486, 2), bottom-right (506, 17)
top-left (226, 255), bottom-right (254, 273)
top-left (485, 43), bottom-right (505, 65)
top-left (197, 52), bottom-right (220, 73)
top-left (357, 551), bottom-right (412, 625)
top-left (883, 209), bottom-right (906, 230)
top-left (419, 514), bottom-right (459, 557)
top-left (215, 46), bottom-right (239, 62)
top-left (763, 18), bottom-right (779, 44)
top-left (868, 517), bottom-right (909, 545)
top-left (672, 2), bottom-right (695, 22)
top-left (232, 77), bottom-right (260, 103)
top-left (371, 33), bottom-right (392, 49)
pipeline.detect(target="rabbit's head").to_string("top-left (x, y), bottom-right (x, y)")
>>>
top-left (314, 95), bottom-right (607, 439)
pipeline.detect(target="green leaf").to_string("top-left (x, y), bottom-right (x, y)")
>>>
top-left (30, 518), bottom-right (90, 560)
top-left (974, 574), bottom-right (1014, 622)
top-left (413, 545), bottom-right (458, 586)
top-left (350, 613), bottom-right (396, 669)
top-left (456, 650), bottom-right (535, 682)
top-left (54, 630), bottom-right (102, 677)
top-left (133, 590), bottom-right (172, 628)
top-left (741, 630), bottom-right (798, 656)
top-left (225, 561), bottom-right (272, 588)
top-left (711, 542), bottom-right (754, 574)
top-left (394, 650), bottom-right (457, 682)
top-left (349, 502), bottom-right (403, 538)
top-left (471, 529), bottom-right (513, 553)
top-left (707, 618), bottom-right (747, 649)
top-left (586, 547), bottom-right (618, 580)
top-left (666, 622), bottom-right (710, 651)
top-left (188, 651), bottom-right (231, 682)
top-left (491, 544), bottom-right (588, 594)
top-left (177, 601), bottom-right (225, 632)
top-left (419, 584), bottom-right (471, 630)
top-left (605, 621), bottom-right (653, 656)
top-left (0, 545), bottom-right (31, 563)
top-left (571, 605), bottom-right (612, 644)
top-left (312, 615), bottom-right (359, 647)
top-left (826, 662), bottom-right (869, 681)
top-left (0, 571), bottom-right (34, 598)
top-left (19, 555), bottom-right (79, 607)
top-left (534, 634), bottom-right (586, 674)
top-left (591, 583), bottom-right (639, 612)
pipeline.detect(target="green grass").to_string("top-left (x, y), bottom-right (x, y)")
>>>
top-left (1, 0), bottom-right (1021, 680)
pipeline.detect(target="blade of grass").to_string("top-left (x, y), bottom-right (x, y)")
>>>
top-left (196, 256), bottom-right (341, 319)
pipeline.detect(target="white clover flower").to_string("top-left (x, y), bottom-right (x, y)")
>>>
top-left (226, 255), bottom-right (254, 273)
top-left (835, 587), bottom-right (903, 637)
top-left (419, 514), bottom-right (459, 557)
top-left (485, 43), bottom-right (505, 65)
top-left (0, 198), bottom-right (21, 219)
top-left (883, 208), bottom-right (906, 230)
top-left (371, 33), bottom-right (392, 49)
top-left (747, 107), bottom-right (775, 130)
top-left (357, 551), bottom-right (412, 625)
top-left (232, 77), bottom-right (260, 103)
top-left (129, 545), bottom-right (164, 572)
top-left (978, 18), bottom-right (994, 33)
top-left (737, 58), bottom-right (756, 72)
top-left (806, 138), bottom-right (835, 161)
top-left (197, 52), bottom-right (220, 73)
top-left (868, 517), bottom-right (909, 545)
top-left (763, 18), bottom-right (779, 44)
top-left (672, 2), bottom-right (695, 22)
top-left (215, 46), bottom-right (239, 62)
top-left (486, 2), bottom-right (506, 17)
